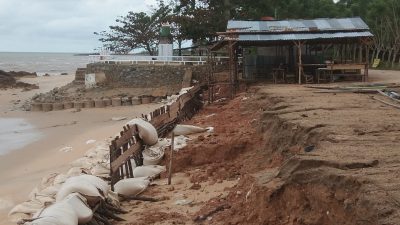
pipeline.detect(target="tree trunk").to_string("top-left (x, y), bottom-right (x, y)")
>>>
top-left (178, 39), bottom-right (182, 56)
top-left (376, 49), bottom-right (381, 61)
top-left (392, 49), bottom-right (399, 67)
top-left (387, 49), bottom-right (393, 67)
top-left (146, 44), bottom-right (153, 56)
top-left (371, 48), bottom-right (377, 64)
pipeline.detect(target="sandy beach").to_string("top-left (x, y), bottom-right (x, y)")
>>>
top-left (0, 75), bottom-right (161, 224)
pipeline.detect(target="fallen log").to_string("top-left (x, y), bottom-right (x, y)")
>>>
top-left (118, 194), bottom-right (158, 202)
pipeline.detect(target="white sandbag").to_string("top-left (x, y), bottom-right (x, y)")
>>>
top-left (143, 144), bottom-right (166, 166)
top-left (90, 164), bottom-right (109, 177)
top-left (8, 212), bottom-right (31, 223)
top-left (56, 179), bottom-right (101, 202)
top-left (64, 193), bottom-right (93, 224)
top-left (40, 173), bottom-right (58, 190)
top-left (53, 174), bottom-right (69, 185)
top-left (33, 195), bottom-right (54, 205)
top-left (174, 135), bottom-right (191, 151)
top-left (24, 216), bottom-right (60, 225)
top-left (128, 118), bottom-right (158, 145)
top-left (133, 165), bottom-right (166, 178)
top-left (8, 200), bottom-right (43, 216)
top-left (68, 175), bottom-right (108, 195)
top-left (28, 187), bottom-right (40, 200)
top-left (33, 201), bottom-right (78, 225)
top-left (70, 157), bottom-right (94, 168)
top-left (173, 124), bottom-right (207, 136)
top-left (114, 177), bottom-right (150, 196)
top-left (39, 185), bottom-right (59, 197)
top-left (67, 167), bottom-right (86, 176)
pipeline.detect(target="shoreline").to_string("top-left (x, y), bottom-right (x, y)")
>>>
top-left (0, 75), bottom-right (161, 224)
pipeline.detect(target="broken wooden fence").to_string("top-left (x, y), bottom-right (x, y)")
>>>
top-left (109, 85), bottom-right (203, 190)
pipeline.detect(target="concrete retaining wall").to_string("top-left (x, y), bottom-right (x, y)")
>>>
top-left (85, 63), bottom-right (211, 88)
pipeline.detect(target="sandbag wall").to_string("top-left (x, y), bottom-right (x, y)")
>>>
top-left (109, 85), bottom-right (203, 190)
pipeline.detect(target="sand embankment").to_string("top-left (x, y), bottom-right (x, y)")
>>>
top-left (0, 75), bottom-right (161, 224)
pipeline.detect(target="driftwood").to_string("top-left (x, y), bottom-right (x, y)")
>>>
top-left (93, 214), bottom-right (112, 225)
top-left (306, 84), bottom-right (400, 90)
top-left (313, 89), bottom-right (378, 94)
top-left (194, 205), bottom-right (231, 222)
top-left (371, 96), bottom-right (400, 109)
top-left (264, 107), bottom-right (337, 115)
top-left (377, 90), bottom-right (400, 104)
top-left (118, 194), bottom-right (159, 202)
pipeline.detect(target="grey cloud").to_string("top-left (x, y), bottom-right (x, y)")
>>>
top-left (0, 0), bottom-right (157, 52)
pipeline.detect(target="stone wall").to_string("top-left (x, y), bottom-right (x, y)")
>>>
top-left (86, 63), bottom-right (210, 88)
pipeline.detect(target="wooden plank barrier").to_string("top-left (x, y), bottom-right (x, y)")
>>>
top-left (109, 86), bottom-right (203, 190)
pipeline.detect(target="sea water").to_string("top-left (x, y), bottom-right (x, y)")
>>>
top-left (0, 118), bottom-right (43, 155)
top-left (0, 52), bottom-right (90, 75)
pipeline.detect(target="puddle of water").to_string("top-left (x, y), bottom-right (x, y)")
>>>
top-left (0, 118), bottom-right (43, 155)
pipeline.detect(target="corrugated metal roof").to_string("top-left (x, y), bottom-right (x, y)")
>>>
top-left (227, 17), bottom-right (370, 33)
top-left (230, 31), bottom-right (373, 42)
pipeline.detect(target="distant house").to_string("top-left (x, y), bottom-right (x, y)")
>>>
top-left (213, 17), bottom-right (373, 85)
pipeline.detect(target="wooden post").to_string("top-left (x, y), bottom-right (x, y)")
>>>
top-left (365, 44), bottom-right (370, 82)
top-left (296, 42), bottom-right (303, 85)
top-left (229, 41), bottom-right (236, 99)
top-left (168, 132), bottom-right (175, 185)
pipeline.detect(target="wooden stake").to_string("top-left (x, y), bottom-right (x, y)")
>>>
top-left (168, 132), bottom-right (175, 185)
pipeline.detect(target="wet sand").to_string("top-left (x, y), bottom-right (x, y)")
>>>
top-left (0, 75), bottom-right (161, 224)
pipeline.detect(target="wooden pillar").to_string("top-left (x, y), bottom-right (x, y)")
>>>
top-left (296, 41), bottom-right (303, 85)
top-left (365, 44), bottom-right (369, 82)
top-left (359, 43), bottom-right (363, 63)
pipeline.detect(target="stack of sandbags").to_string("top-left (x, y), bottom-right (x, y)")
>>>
top-left (9, 173), bottom-right (110, 224)
top-left (24, 175), bottom-right (109, 225)
top-left (67, 141), bottom-right (111, 180)
top-left (8, 172), bottom-right (69, 223)
top-left (26, 201), bottom-right (78, 225)
top-left (56, 175), bottom-right (108, 204)
top-left (27, 193), bottom-right (93, 225)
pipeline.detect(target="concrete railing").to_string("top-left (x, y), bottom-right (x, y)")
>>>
top-left (89, 55), bottom-right (229, 65)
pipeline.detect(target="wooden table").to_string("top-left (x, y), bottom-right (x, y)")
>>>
top-left (316, 64), bottom-right (367, 83)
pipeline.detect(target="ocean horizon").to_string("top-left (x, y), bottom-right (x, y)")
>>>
top-left (0, 52), bottom-right (91, 75)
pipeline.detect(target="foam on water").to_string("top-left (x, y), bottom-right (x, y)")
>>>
top-left (0, 118), bottom-right (43, 155)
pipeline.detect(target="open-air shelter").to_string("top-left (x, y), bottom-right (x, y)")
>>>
top-left (210, 17), bottom-right (374, 97)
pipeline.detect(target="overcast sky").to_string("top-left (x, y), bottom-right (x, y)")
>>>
top-left (0, 0), bottom-right (157, 53)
